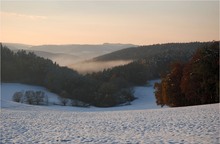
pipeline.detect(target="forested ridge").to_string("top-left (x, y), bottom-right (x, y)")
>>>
top-left (1, 43), bottom-right (134, 107)
top-left (88, 42), bottom-right (215, 86)
top-left (93, 42), bottom-right (211, 61)
top-left (154, 42), bottom-right (219, 107)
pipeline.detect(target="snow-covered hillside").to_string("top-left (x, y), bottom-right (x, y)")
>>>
top-left (1, 81), bottom-right (219, 143)
top-left (0, 80), bottom-right (162, 111)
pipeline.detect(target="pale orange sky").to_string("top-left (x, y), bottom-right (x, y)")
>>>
top-left (1, 1), bottom-right (219, 45)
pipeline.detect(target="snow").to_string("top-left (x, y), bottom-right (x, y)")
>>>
top-left (1, 80), bottom-right (219, 143)
top-left (1, 83), bottom-right (61, 107)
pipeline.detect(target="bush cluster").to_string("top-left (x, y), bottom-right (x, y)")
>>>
top-left (12, 90), bottom-right (48, 105)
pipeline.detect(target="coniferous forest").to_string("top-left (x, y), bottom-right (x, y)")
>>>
top-left (1, 44), bottom-right (134, 107)
top-left (1, 42), bottom-right (219, 107)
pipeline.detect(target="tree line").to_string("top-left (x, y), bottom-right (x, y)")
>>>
top-left (154, 42), bottom-right (219, 107)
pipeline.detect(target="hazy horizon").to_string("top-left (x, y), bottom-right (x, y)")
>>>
top-left (1, 1), bottom-right (219, 45)
top-left (2, 42), bottom-right (138, 46)
top-left (2, 40), bottom-right (218, 47)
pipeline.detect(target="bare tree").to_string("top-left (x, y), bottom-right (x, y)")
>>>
top-left (58, 97), bottom-right (69, 106)
top-left (12, 91), bottom-right (24, 102)
top-left (25, 91), bottom-right (35, 105)
top-left (35, 91), bottom-right (45, 105)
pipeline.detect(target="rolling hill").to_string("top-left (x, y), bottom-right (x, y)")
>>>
top-left (81, 42), bottom-right (216, 86)
top-left (29, 43), bottom-right (136, 55)
top-left (2, 43), bottom-right (32, 50)
top-left (2, 43), bottom-right (137, 67)
top-left (71, 42), bottom-right (213, 74)
top-left (92, 42), bottom-right (212, 62)
top-left (15, 49), bottom-right (80, 66)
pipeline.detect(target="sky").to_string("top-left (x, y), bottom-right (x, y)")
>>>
top-left (0, 1), bottom-right (219, 45)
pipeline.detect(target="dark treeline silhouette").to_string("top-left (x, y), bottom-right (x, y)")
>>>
top-left (154, 42), bottom-right (219, 107)
top-left (93, 42), bottom-right (211, 61)
top-left (1, 44), bottom-right (134, 107)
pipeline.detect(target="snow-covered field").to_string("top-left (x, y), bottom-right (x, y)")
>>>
top-left (1, 80), bottom-right (219, 143)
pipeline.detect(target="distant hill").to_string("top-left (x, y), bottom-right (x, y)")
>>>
top-left (29, 43), bottom-right (137, 61)
top-left (13, 49), bottom-right (79, 66)
top-left (2, 43), bottom-right (32, 50)
top-left (29, 43), bottom-right (136, 54)
top-left (71, 42), bottom-right (212, 73)
top-left (92, 42), bottom-right (212, 62)
top-left (3, 43), bottom-right (137, 66)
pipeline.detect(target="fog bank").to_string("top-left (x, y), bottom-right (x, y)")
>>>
top-left (69, 60), bottom-right (133, 74)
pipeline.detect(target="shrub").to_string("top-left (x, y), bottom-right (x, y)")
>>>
top-left (58, 97), bottom-right (69, 106)
top-left (12, 91), bottom-right (24, 102)
top-left (25, 91), bottom-right (35, 105)
top-left (12, 90), bottom-right (48, 105)
top-left (70, 99), bottom-right (90, 107)
top-left (35, 91), bottom-right (47, 105)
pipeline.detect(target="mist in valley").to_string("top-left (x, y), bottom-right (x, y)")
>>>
top-left (3, 43), bottom-right (135, 69)
top-left (69, 60), bottom-right (133, 74)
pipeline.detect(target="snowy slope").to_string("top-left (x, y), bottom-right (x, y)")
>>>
top-left (1, 104), bottom-right (219, 143)
top-left (1, 83), bottom-right (60, 107)
top-left (1, 80), bottom-right (163, 111)
top-left (1, 81), bottom-right (219, 143)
